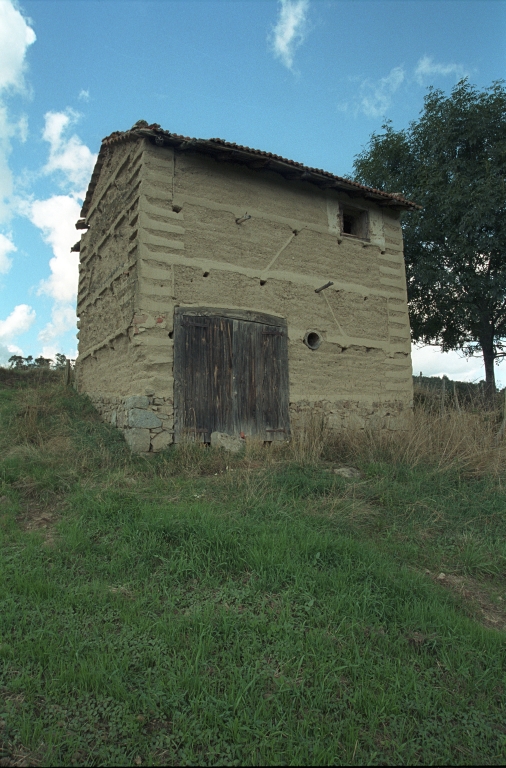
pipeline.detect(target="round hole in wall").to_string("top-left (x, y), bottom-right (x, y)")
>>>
top-left (168, 331), bottom-right (173, 339)
top-left (203, 271), bottom-right (209, 277)
top-left (304, 330), bottom-right (322, 350)
top-left (260, 279), bottom-right (266, 286)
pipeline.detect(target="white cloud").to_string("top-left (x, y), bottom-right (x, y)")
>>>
top-left (42, 110), bottom-right (96, 191)
top-left (271, 0), bottom-right (309, 70)
top-left (411, 345), bottom-right (487, 383)
top-left (0, 0), bottom-right (36, 92)
top-left (31, 114), bottom-right (94, 304)
top-left (38, 303), bottom-right (76, 343)
top-left (0, 0), bottom-right (36, 223)
top-left (0, 5), bottom-right (87, 364)
top-left (0, 103), bottom-right (15, 222)
top-left (30, 194), bottom-right (81, 303)
top-left (28, 113), bottom-right (95, 357)
top-left (0, 303), bottom-right (36, 342)
top-left (0, 231), bottom-right (15, 273)
top-left (17, 112), bottom-right (27, 142)
top-left (415, 56), bottom-right (467, 86)
top-left (339, 56), bottom-right (469, 120)
top-left (78, 89), bottom-right (90, 102)
top-left (359, 66), bottom-right (405, 118)
top-left (39, 343), bottom-right (77, 363)
top-left (0, 342), bottom-right (22, 365)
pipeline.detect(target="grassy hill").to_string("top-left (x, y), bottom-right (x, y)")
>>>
top-left (1, 371), bottom-right (506, 766)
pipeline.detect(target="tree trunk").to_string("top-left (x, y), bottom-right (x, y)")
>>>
top-left (480, 333), bottom-right (496, 403)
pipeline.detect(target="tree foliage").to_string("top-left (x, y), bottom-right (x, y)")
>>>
top-left (7, 353), bottom-right (73, 370)
top-left (353, 80), bottom-right (506, 392)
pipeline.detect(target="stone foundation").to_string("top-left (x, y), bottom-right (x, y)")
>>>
top-left (89, 391), bottom-right (174, 453)
top-left (88, 392), bottom-right (411, 454)
top-left (289, 399), bottom-right (412, 433)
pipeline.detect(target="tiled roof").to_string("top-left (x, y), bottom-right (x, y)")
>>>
top-left (80, 121), bottom-right (419, 218)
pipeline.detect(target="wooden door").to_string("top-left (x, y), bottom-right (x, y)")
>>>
top-left (174, 308), bottom-right (290, 442)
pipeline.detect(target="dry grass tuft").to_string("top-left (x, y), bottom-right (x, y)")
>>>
top-left (0, 377), bottom-right (132, 483)
top-left (325, 387), bottom-right (506, 477)
top-left (286, 410), bottom-right (328, 465)
top-left (5, 382), bottom-right (71, 448)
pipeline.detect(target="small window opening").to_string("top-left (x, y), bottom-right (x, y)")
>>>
top-left (342, 213), bottom-right (355, 235)
top-left (341, 207), bottom-right (368, 239)
top-left (304, 331), bottom-right (322, 350)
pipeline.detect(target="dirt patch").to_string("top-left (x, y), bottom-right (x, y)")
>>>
top-left (0, 749), bottom-right (44, 767)
top-left (15, 506), bottom-right (59, 547)
top-left (327, 465), bottom-right (362, 478)
top-left (425, 569), bottom-right (506, 631)
top-left (108, 585), bottom-right (136, 600)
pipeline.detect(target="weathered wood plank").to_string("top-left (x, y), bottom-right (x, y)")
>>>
top-left (174, 308), bottom-right (290, 442)
top-left (174, 306), bottom-right (286, 328)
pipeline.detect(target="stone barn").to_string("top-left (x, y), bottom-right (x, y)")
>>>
top-left (74, 121), bottom-right (417, 452)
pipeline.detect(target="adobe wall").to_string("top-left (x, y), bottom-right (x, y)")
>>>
top-left (76, 138), bottom-right (413, 452)
top-left (75, 140), bottom-right (175, 452)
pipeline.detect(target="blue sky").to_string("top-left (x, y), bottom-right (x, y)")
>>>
top-left (0, 0), bottom-right (505, 383)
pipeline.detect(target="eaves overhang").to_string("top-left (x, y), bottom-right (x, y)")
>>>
top-left (79, 122), bottom-right (421, 221)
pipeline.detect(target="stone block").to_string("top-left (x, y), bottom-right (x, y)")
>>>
top-left (368, 414), bottom-right (386, 430)
top-left (111, 410), bottom-right (117, 427)
top-left (124, 428), bottom-right (150, 452)
top-left (387, 415), bottom-right (409, 431)
top-left (151, 431), bottom-right (173, 452)
top-left (124, 395), bottom-right (150, 409)
top-left (128, 408), bottom-right (162, 428)
top-left (344, 414), bottom-right (365, 431)
top-left (210, 431), bottom-right (246, 453)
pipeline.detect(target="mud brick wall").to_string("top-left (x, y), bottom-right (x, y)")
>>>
top-left (75, 136), bottom-right (413, 452)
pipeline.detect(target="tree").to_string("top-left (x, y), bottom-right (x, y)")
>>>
top-left (34, 356), bottom-right (52, 368)
top-left (53, 353), bottom-right (68, 370)
top-left (6, 352), bottom-right (71, 371)
top-left (8, 355), bottom-right (24, 369)
top-left (353, 80), bottom-right (506, 396)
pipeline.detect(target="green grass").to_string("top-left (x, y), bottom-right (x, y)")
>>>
top-left (1, 375), bottom-right (506, 765)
